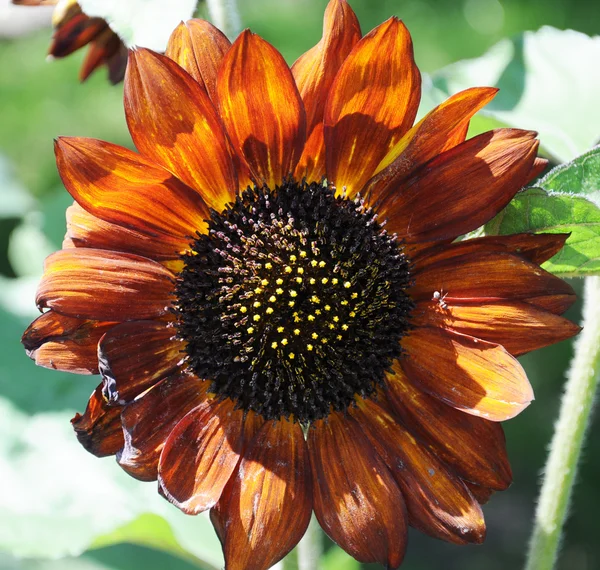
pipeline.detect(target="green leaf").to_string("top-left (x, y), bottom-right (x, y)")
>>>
top-left (79, 0), bottom-right (197, 51)
top-left (431, 27), bottom-right (600, 163)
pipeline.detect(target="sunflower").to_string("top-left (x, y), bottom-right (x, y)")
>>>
top-left (13, 0), bottom-right (127, 83)
top-left (23, 1), bottom-right (579, 568)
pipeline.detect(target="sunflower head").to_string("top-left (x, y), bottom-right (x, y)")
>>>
top-left (24, 1), bottom-right (579, 569)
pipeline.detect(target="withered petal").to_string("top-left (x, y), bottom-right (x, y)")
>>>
top-left (125, 48), bottom-right (237, 212)
top-left (158, 398), bottom-right (244, 514)
top-left (309, 412), bottom-right (407, 568)
top-left (71, 385), bottom-right (124, 457)
top-left (401, 327), bottom-right (534, 421)
top-left (385, 365), bottom-right (512, 490)
top-left (353, 397), bottom-right (486, 545)
top-left (214, 420), bottom-right (312, 570)
top-left (324, 17), bottom-right (420, 196)
top-left (79, 28), bottom-right (121, 82)
top-left (22, 311), bottom-right (114, 375)
top-left (36, 249), bottom-right (175, 321)
top-left (217, 30), bottom-right (306, 189)
top-left (165, 19), bottom-right (231, 103)
top-left (118, 372), bottom-right (208, 481)
top-left (49, 13), bottom-right (105, 57)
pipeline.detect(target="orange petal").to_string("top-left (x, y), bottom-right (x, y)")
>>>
top-left (410, 250), bottom-right (575, 308)
top-left (324, 17), bottom-right (420, 196)
top-left (98, 320), bottom-right (185, 405)
top-left (353, 397), bottom-right (486, 545)
top-left (125, 48), bottom-right (237, 211)
top-left (401, 327), bottom-right (534, 421)
top-left (385, 365), bottom-right (512, 490)
top-left (158, 398), bottom-right (244, 514)
top-left (365, 87), bottom-right (498, 200)
top-left (217, 30), bottom-right (306, 188)
top-left (413, 299), bottom-right (580, 356)
top-left (56, 137), bottom-right (209, 243)
top-left (165, 19), bottom-right (231, 103)
top-left (36, 249), bottom-right (175, 321)
top-left (292, 0), bottom-right (361, 181)
top-left (309, 412), bottom-right (407, 568)
top-left (22, 311), bottom-right (114, 375)
top-left (118, 372), bottom-right (208, 482)
top-left (64, 202), bottom-right (184, 262)
top-left (214, 420), bottom-right (312, 570)
top-left (380, 129), bottom-right (539, 242)
top-left (71, 385), bottom-right (124, 457)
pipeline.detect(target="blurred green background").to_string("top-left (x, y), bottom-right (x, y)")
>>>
top-left (0, 0), bottom-right (598, 569)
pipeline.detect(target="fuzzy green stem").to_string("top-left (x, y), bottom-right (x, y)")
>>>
top-left (296, 516), bottom-right (322, 570)
top-left (525, 276), bottom-right (600, 570)
top-left (206, 0), bottom-right (242, 40)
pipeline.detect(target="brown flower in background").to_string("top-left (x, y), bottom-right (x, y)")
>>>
top-left (22, 1), bottom-right (579, 568)
top-left (13, 0), bottom-right (127, 83)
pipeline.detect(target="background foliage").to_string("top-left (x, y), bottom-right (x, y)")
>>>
top-left (0, 0), bottom-right (599, 569)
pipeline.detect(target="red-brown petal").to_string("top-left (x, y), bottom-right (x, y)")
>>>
top-left (49, 13), bottom-right (104, 57)
top-left (401, 327), bottom-right (533, 421)
top-left (527, 157), bottom-right (548, 183)
top-left (385, 365), bottom-right (512, 490)
top-left (71, 385), bottom-right (124, 457)
top-left (292, 0), bottom-right (361, 181)
top-left (158, 398), bottom-right (244, 514)
top-left (79, 28), bottom-right (121, 82)
top-left (365, 87), bottom-right (498, 200)
top-left (55, 137), bottom-right (209, 243)
top-left (98, 320), bottom-right (185, 405)
top-left (413, 300), bottom-right (580, 356)
top-left (465, 482), bottom-right (495, 505)
top-left (125, 48), bottom-right (236, 211)
top-left (217, 30), bottom-right (306, 188)
top-left (64, 202), bottom-right (183, 262)
top-left (309, 412), bottom-right (407, 568)
top-left (380, 129), bottom-right (539, 242)
top-left (165, 19), bottom-right (231, 103)
top-left (324, 17), bottom-right (420, 195)
top-left (353, 397), bottom-right (486, 545)
top-left (118, 372), bottom-right (209, 482)
top-left (22, 311), bottom-right (114, 374)
top-left (36, 249), bottom-right (175, 321)
top-left (215, 420), bottom-right (312, 570)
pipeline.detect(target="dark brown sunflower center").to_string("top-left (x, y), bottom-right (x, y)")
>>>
top-left (174, 180), bottom-right (413, 422)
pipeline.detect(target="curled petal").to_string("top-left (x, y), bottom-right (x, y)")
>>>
top-left (159, 398), bottom-right (244, 514)
top-left (217, 30), bottom-right (306, 188)
top-left (385, 365), bottom-right (512, 490)
top-left (309, 412), bottom-right (407, 568)
top-left (401, 327), bottom-right (533, 421)
top-left (36, 249), bottom-right (175, 321)
top-left (125, 48), bottom-right (237, 211)
top-left (354, 397), bottom-right (486, 545)
top-left (118, 373), bottom-right (208, 482)
top-left (324, 17), bottom-right (420, 195)
top-left (22, 311), bottom-right (114, 374)
top-left (214, 420), bottom-right (312, 570)
top-left (71, 385), bottom-right (124, 457)
top-left (165, 19), bottom-right (231, 102)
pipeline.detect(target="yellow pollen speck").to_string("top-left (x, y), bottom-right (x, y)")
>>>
top-left (341, 300), bottom-right (349, 306)
top-left (332, 278), bottom-right (339, 285)
top-left (319, 261), bottom-right (326, 268)
top-left (281, 338), bottom-right (288, 346)
top-left (284, 266), bottom-right (292, 274)
top-left (276, 288), bottom-right (283, 295)
top-left (247, 327), bottom-right (254, 334)
top-left (290, 301), bottom-right (296, 308)
top-left (312, 332), bottom-right (318, 339)
top-left (351, 292), bottom-right (358, 299)
top-left (266, 307), bottom-right (274, 314)
top-left (342, 324), bottom-right (349, 331)
top-left (254, 287), bottom-right (263, 294)
top-left (277, 326), bottom-right (284, 333)
top-left (295, 277), bottom-right (303, 284)
top-left (329, 324), bottom-right (335, 329)
top-left (269, 295), bottom-right (276, 303)
top-left (337, 335), bottom-right (342, 340)
top-left (253, 315), bottom-right (261, 321)
top-left (290, 255), bottom-right (297, 262)
top-left (294, 329), bottom-right (300, 335)
top-left (333, 316), bottom-right (339, 322)
top-left (309, 278), bottom-right (316, 285)
top-left (315, 309), bottom-right (322, 315)
top-left (253, 301), bottom-right (261, 308)
top-left (300, 250), bottom-right (307, 258)
top-left (344, 281), bottom-right (351, 288)
top-left (265, 262), bottom-right (273, 269)
top-left (276, 278), bottom-right (283, 285)
top-left (307, 344), bottom-right (313, 351)
top-left (311, 260), bottom-right (318, 267)
top-left (321, 338), bottom-right (328, 344)
top-left (297, 267), bottom-right (304, 275)
top-left (324, 305), bottom-right (331, 311)
top-left (290, 290), bottom-right (297, 297)
top-left (311, 295), bottom-right (320, 303)
top-left (271, 341), bottom-right (278, 349)
top-left (321, 278), bottom-right (328, 284)
top-left (240, 307), bottom-right (247, 313)
top-left (349, 311), bottom-right (356, 318)
top-left (261, 279), bottom-right (269, 286)
top-left (308, 315), bottom-right (315, 321)
top-left (289, 352), bottom-right (295, 359)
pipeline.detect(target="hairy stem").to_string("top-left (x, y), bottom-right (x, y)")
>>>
top-left (297, 516), bottom-right (322, 570)
top-left (206, 0), bottom-right (242, 39)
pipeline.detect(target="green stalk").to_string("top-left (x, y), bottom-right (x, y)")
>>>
top-left (525, 276), bottom-right (600, 570)
top-left (296, 516), bottom-right (322, 570)
top-left (206, 0), bottom-right (242, 39)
